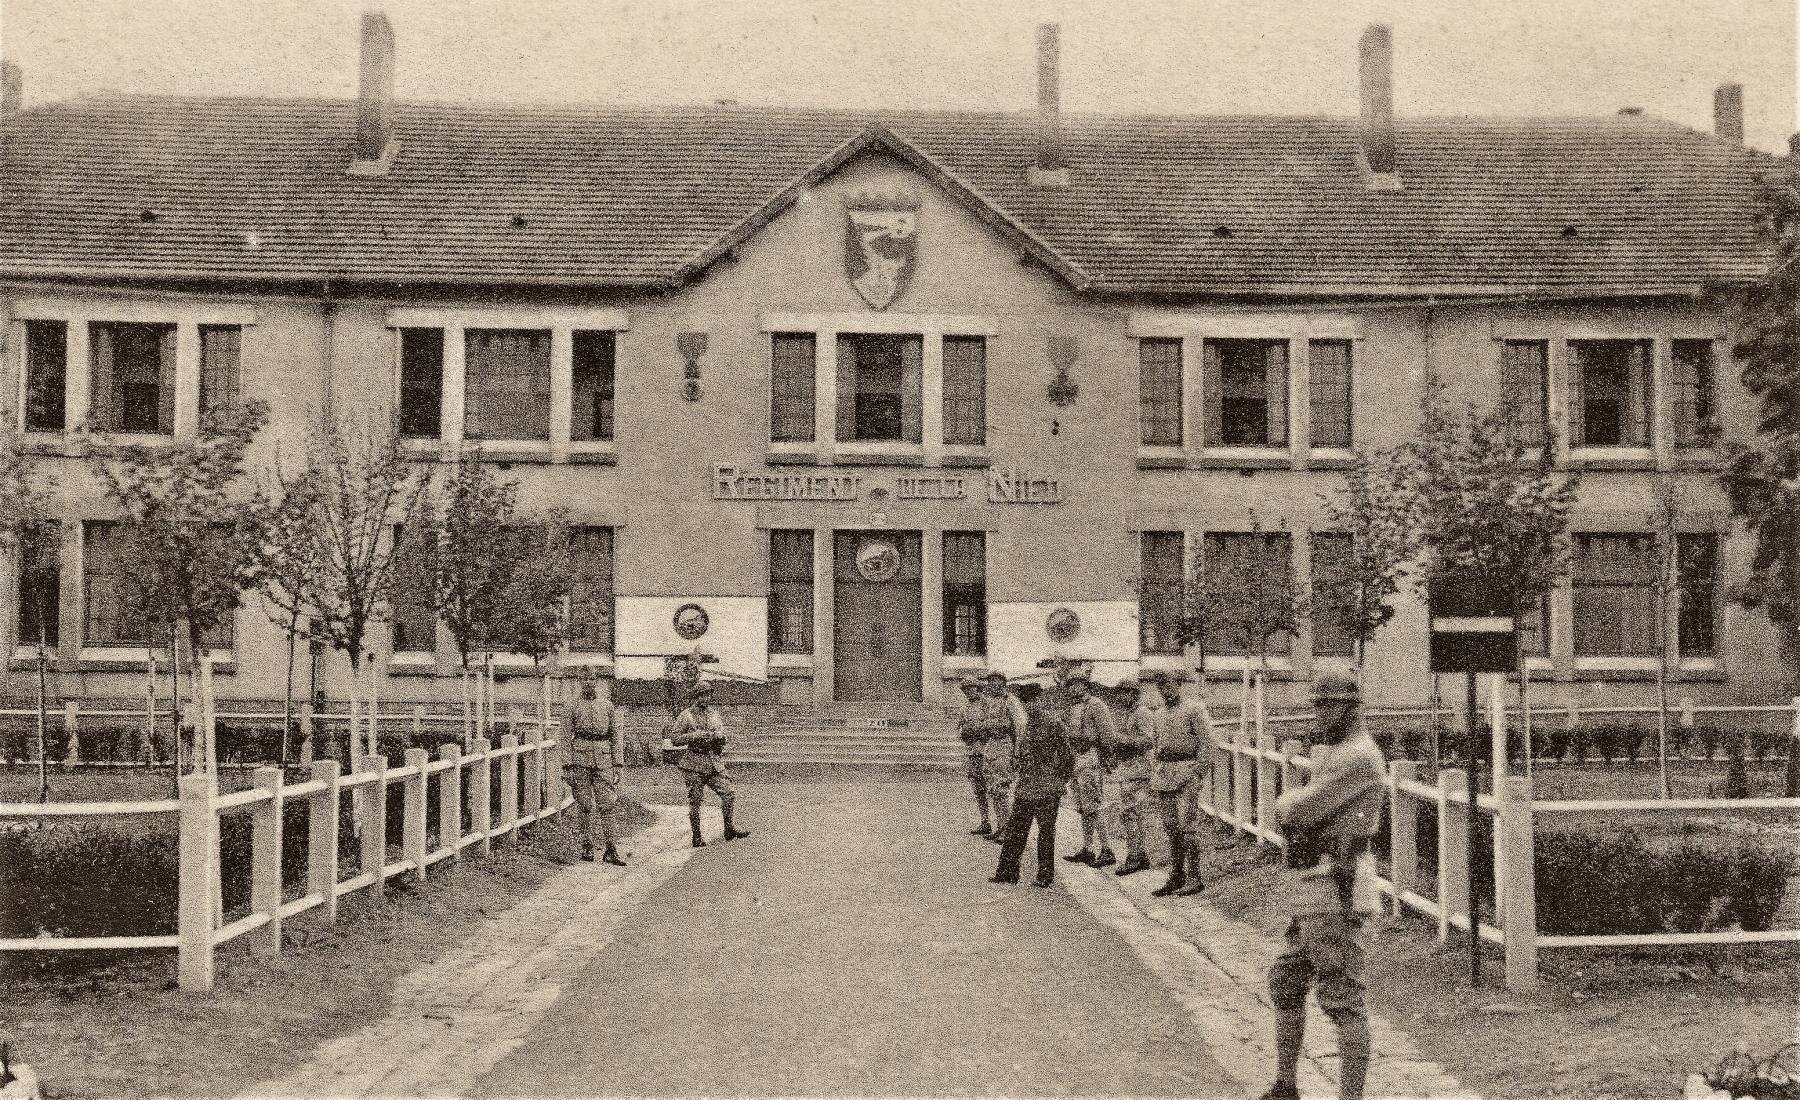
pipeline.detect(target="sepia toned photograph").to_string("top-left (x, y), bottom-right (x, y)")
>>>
top-left (0, 1), bottom-right (1797, 1097)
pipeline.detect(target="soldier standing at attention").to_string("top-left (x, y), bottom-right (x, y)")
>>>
top-left (955, 675), bottom-right (994, 835)
top-left (977, 671), bottom-right (1019, 845)
top-left (1062, 669), bottom-right (1119, 868)
top-left (1148, 670), bottom-right (1215, 898)
top-left (1261, 670), bottom-right (1386, 1100)
top-left (565, 669), bottom-right (627, 865)
top-left (1107, 677), bottom-right (1158, 877)
top-left (669, 680), bottom-right (752, 848)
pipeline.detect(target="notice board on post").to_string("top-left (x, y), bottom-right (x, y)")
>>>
top-left (1429, 574), bottom-right (1517, 674)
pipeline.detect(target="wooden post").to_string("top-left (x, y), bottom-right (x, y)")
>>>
top-left (412, 704), bottom-right (425, 744)
top-left (200, 656), bottom-right (217, 772)
top-left (358, 754), bottom-right (388, 900)
top-left (366, 656), bottom-right (380, 758)
top-left (461, 669), bottom-right (474, 746)
top-left (177, 770), bottom-right (218, 992)
top-left (515, 706), bottom-right (539, 823)
top-left (1255, 734), bottom-right (1278, 844)
top-left (299, 703), bottom-right (315, 767)
top-left (1232, 725), bottom-right (1253, 837)
top-left (307, 759), bottom-right (341, 924)
top-left (1389, 760), bottom-right (1419, 918)
top-left (470, 736), bottom-right (493, 856)
top-left (1438, 767), bottom-right (1469, 944)
top-left (1500, 776), bottom-right (1538, 992)
top-left (498, 733), bottom-right (520, 841)
top-left (1279, 737), bottom-right (1305, 798)
top-left (62, 700), bottom-right (79, 766)
top-left (402, 747), bottom-right (428, 881)
top-left (250, 766), bottom-right (285, 957)
top-left (437, 742), bottom-right (462, 858)
top-left (1487, 673), bottom-right (1508, 790)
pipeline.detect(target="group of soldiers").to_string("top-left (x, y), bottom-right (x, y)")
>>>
top-left (958, 664), bottom-right (1388, 1100)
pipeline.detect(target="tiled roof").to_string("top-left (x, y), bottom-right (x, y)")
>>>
top-left (0, 96), bottom-right (1777, 297)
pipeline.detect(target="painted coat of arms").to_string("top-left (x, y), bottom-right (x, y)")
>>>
top-left (845, 195), bottom-right (920, 310)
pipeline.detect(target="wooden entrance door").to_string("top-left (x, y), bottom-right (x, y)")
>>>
top-left (833, 531), bottom-right (922, 702)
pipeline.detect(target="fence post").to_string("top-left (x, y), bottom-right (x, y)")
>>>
top-left (402, 747), bottom-right (429, 882)
top-left (1279, 737), bottom-right (1305, 800)
top-left (177, 770), bottom-right (218, 993)
top-left (437, 742), bottom-right (462, 860)
top-left (470, 736), bottom-right (493, 856)
top-left (1255, 734), bottom-right (1278, 844)
top-left (1500, 776), bottom-right (1538, 992)
top-left (541, 717), bottom-right (564, 812)
top-left (308, 758), bottom-right (341, 924)
top-left (1389, 760), bottom-right (1419, 918)
top-left (499, 733), bottom-right (520, 841)
top-left (250, 765), bottom-right (285, 957)
top-left (412, 704), bottom-right (425, 745)
top-left (358, 754), bottom-right (388, 900)
top-left (1788, 698), bottom-right (1800, 799)
top-left (517, 707), bottom-right (541, 824)
top-left (1232, 728), bottom-right (1253, 837)
top-left (63, 700), bottom-right (79, 766)
top-left (1438, 767), bottom-right (1469, 943)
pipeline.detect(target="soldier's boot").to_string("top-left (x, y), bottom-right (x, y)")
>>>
top-left (581, 840), bottom-right (596, 862)
top-left (721, 797), bottom-right (751, 841)
top-left (1114, 853), bottom-right (1150, 876)
top-left (1328, 1009), bottom-right (1371, 1100)
top-left (1263, 1006), bottom-right (1306, 1100)
top-left (689, 809), bottom-right (707, 848)
top-left (1151, 835), bottom-right (1187, 897)
top-left (1092, 847), bottom-right (1117, 868)
top-left (970, 781), bottom-right (992, 834)
top-left (600, 845), bottom-right (627, 867)
top-left (1174, 842), bottom-right (1206, 895)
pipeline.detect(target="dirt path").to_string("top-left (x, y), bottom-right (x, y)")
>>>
top-left (471, 776), bottom-right (1238, 1097)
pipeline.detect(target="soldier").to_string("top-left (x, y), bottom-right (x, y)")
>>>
top-left (1148, 669), bottom-right (1216, 898)
top-left (989, 704), bottom-right (1075, 887)
top-left (1260, 670), bottom-right (1386, 1100)
top-left (977, 671), bottom-right (1020, 845)
top-left (564, 669), bottom-right (626, 865)
top-left (668, 680), bottom-right (752, 848)
top-left (955, 674), bottom-right (995, 835)
top-left (1108, 676), bottom-right (1159, 876)
top-left (1062, 669), bottom-right (1119, 868)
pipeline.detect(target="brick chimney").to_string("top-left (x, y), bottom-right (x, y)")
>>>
top-left (2, 60), bottom-right (21, 118)
top-left (1027, 23), bottom-right (1070, 189)
top-left (350, 11), bottom-right (396, 173)
top-left (1359, 24), bottom-right (1398, 182)
top-left (1713, 83), bottom-right (1744, 144)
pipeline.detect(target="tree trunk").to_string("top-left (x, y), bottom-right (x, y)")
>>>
top-left (35, 624), bottom-right (49, 805)
top-left (281, 612), bottom-right (298, 767)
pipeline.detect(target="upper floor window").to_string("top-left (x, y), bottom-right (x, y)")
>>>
top-left (465, 329), bottom-right (551, 442)
top-left (837, 334), bottom-right (922, 443)
top-left (571, 332), bottom-right (616, 443)
top-left (1139, 338), bottom-right (1183, 446)
top-left (768, 529), bottom-right (814, 655)
top-left (1569, 339), bottom-right (1651, 448)
top-left (1572, 533), bottom-right (1656, 657)
top-left (942, 337), bottom-right (987, 446)
top-left (770, 333), bottom-right (817, 443)
top-left (942, 531), bottom-right (987, 656)
top-left (1139, 531), bottom-right (1185, 655)
top-left (398, 328), bottom-right (444, 439)
top-left (1205, 339), bottom-right (1288, 448)
top-left (1499, 340), bottom-right (1549, 448)
top-left (22, 320), bottom-right (67, 433)
top-left (1673, 339), bottom-right (1718, 449)
top-left (90, 322), bottom-right (175, 435)
top-left (1308, 340), bottom-right (1353, 449)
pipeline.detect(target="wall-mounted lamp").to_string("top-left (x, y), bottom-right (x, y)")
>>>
top-left (1047, 334), bottom-right (1079, 406)
top-left (676, 331), bottom-right (707, 401)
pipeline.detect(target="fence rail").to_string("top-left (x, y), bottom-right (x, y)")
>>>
top-left (0, 715), bottom-right (569, 992)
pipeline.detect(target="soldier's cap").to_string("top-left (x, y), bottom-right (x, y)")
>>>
top-left (689, 680), bottom-right (715, 696)
top-left (1311, 669), bottom-right (1362, 703)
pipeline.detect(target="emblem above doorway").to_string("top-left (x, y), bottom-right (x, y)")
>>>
top-left (855, 537), bottom-right (902, 582)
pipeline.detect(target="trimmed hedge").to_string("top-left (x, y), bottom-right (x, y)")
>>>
top-left (1535, 829), bottom-right (1794, 936)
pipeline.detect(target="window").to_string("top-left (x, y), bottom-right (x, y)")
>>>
top-left (768, 529), bottom-right (814, 654)
top-left (16, 521), bottom-right (60, 650)
top-left (770, 333), bottom-right (816, 443)
top-left (1673, 340), bottom-right (1718, 449)
top-left (22, 321), bottom-right (66, 433)
top-left (1573, 534), bottom-right (1657, 657)
top-left (1569, 339), bottom-right (1651, 448)
top-left (942, 337), bottom-right (987, 446)
top-left (464, 328), bottom-right (551, 442)
top-left (388, 523), bottom-right (436, 653)
top-left (1499, 340), bottom-right (1549, 448)
top-left (1139, 338), bottom-right (1183, 446)
top-left (943, 531), bottom-right (986, 656)
top-left (566, 526), bottom-right (614, 653)
top-left (1140, 531), bottom-right (1185, 655)
top-left (1205, 339), bottom-right (1288, 447)
top-left (1677, 533), bottom-right (1719, 658)
top-left (1202, 532), bottom-right (1295, 656)
top-left (397, 328), bottom-right (444, 439)
top-left (1308, 533), bottom-right (1355, 658)
top-left (198, 325), bottom-right (241, 422)
top-left (89, 322), bottom-right (175, 434)
top-left (836, 334), bottom-right (922, 443)
top-left (1308, 340), bottom-right (1353, 449)
top-left (571, 331), bottom-right (615, 443)
top-left (82, 521), bottom-right (152, 647)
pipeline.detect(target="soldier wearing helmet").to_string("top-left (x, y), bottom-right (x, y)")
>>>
top-left (975, 670), bottom-right (1023, 844)
top-left (1260, 669), bottom-right (1386, 1100)
top-left (1061, 668), bottom-right (1120, 869)
top-left (564, 666), bottom-right (626, 866)
top-left (955, 673), bottom-right (996, 836)
top-left (1147, 669), bottom-right (1216, 898)
top-left (1106, 675), bottom-right (1159, 876)
top-left (669, 679), bottom-right (752, 848)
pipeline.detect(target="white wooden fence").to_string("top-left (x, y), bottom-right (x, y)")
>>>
top-left (0, 716), bottom-right (569, 992)
top-left (1197, 701), bottom-right (1800, 992)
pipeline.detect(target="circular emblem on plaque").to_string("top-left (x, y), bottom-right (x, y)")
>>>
top-left (856, 538), bottom-right (902, 582)
top-left (672, 603), bottom-right (711, 641)
top-left (1046, 607), bottom-right (1082, 644)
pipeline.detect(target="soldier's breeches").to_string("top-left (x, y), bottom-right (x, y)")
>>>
top-left (566, 766), bottom-right (621, 846)
top-left (966, 752), bottom-right (991, 822)
top-left (1117, 779), bottom-right (1150, 857)
top-left (985, 771), bottom-right (1013, 831)
top-left (1268, 914), bottom-right (1370, 1100)
top-left (683, 769), bottom-right (733, 809)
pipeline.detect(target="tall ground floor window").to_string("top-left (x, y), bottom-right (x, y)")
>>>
top-left (768, 529), bottom-right (814, 654)
top-left (1201, 531), bottom-right (1295, 658)
top-left (566, 526), bottom-right (615, 653)
top-left (389, 523), bottom-right (436, 653)
top-left (942, 531), bottom-right (986, 656)
top-left (1573, 533), bottom-right (1657, 657)
top-left (81, 521), bottom-right (232, 650)
top-left (16, 521), bottom-right (61, 650)
top-left (1307, 533), bottom-right (1355, 658)
top-left (1140, 531), bottom-right (1184, 655)
top-left (1677, 533), bottom-right (1719, 659)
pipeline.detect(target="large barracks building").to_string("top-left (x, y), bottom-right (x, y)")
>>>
top-left (0, 16), bottom-right (1786, 710)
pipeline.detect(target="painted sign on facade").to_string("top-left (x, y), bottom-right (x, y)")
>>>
top-left (712, 464), bottom-right (1061, 504)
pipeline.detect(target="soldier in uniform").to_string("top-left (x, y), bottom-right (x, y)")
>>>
top-left (1148, 669), bottom-right (1216, 898)
top-left (1261, 670), bottom-right (1386, 1100)
top-left (977, 671), bottom-right (1020, 845)
top-left (564, 669), bottom-right (626, 865)
top-left (955, 674), bottom-right (995, 835)
top-left (1061, 669), bottom-right (1119, 868)
top-left (668, 680), bottom-right (752, 848)
top-left (989, 704), bottom-right (1075, 887)
top-left (1107, 676), bottom-right (1159, 876)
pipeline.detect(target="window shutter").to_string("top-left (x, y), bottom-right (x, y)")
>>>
top-left (1265, 342), bottom-right (1289, 446)
top-left (1625, 341), bottom-right (1649, 446)
top-left (158, 327), bottom-right (177, 433)
top-left (1567, 343), bottom-right (1586, 447)
top-left (1202, 341), bottom-right (1222, 446)
top-left (900, 335), bottom-right (923, 444)
top-left (835, 336), bottom-right (858, 442)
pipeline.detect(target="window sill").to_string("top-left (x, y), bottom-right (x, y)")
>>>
top-left (470, 444), bottom-right (553, 465)
top-left (1201, 655), bottom-right (1296, 673)
top-left (10, 652), bottom-right (238, 674)
top-left (14, 432), bottom-right (71, 455)
top-left (941, 447), bottom-right (991, 469)
top-left (1670, 450), bottom-right (1719, 472)
top-left (835, 446), bottom-right (925, 467)
top-left (387, 654), bottom-right (441, 677)
top-left (1569, 448), bottom-right (1655, 471)
top-left (1196, 449), bottom-right (1293, 471)
top-left (766, 447), bottom-right (819, 466)
top-left (943, 654), bottom-right (986, 670)
top-left (767, 654), bottom-right (814, 677)
top-left (1306, 449), bottom-right (1358, 470)
top-left (81, 432), bottom-right (180, 454)
top-left (1136, 446), bottom-right (1186, 470)
top-left (567, 447), bottom-right (618, 466)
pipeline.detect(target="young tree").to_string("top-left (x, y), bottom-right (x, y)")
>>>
top-left (1184, 513), bottom-right (1309, 721)
top-left (247, 470), bottom-right (331, 764)
top-left (491, 513), bottom-right (576, 671)
top-left (414, 451), bottom-right (530, 670)
top-left (1, 432), bottom-right (56, 800)
top-left (1316, 449), bottom-right (1414, 667)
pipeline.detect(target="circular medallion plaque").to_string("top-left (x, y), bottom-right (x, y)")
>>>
top-left (672, 603), bottom-right (711, 640)
top-left (1046, 607), bottom-right (1082, 644)
top-left (856, 538), bottom-right (902, 582)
